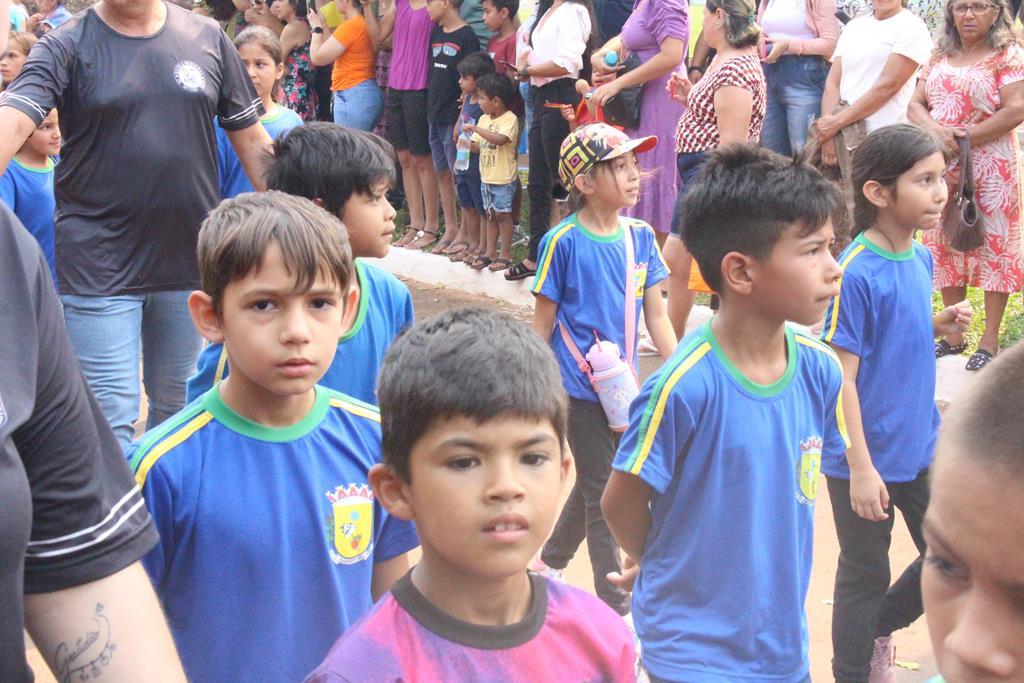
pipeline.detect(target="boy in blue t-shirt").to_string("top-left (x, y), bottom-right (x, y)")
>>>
top-left (215, 105), bottom-right (302, 198)
top-left (188, 123), bottom-right (413, 405)
top-left (307, 308), bottom-right (636, 682)
top-left (128, 192), bottom-right (419, 682)
top-left (603, 145), bottom-right (851, 682)
top-left (0, 108), bottom-right (59, 285)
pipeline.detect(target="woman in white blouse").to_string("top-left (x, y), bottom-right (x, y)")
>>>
top-left (506, 0), bottom-right (595, 281)
top-left (815, 0), bottom-right (933, 164)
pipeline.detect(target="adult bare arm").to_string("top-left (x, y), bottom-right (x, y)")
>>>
top-left (714, 85), bottom-right (754, 146)
top-left (908, 78), bottom-right (959, 152)
top-left (225, 122), bottom-right (274, 191)
top-left (689, 29), bottom-right (710, 81)
top-left (24, 562), bottom-right (186, 683)
top-left (818, 58), bottom-right (843, 164)
top-left (590, 37), bottom-right (686, 107)
top-left (0, 0), bottom-right (10, 51)
top-left (601, 471), bottom-right (653, 563)
top-left (280, 20), bottom-right (311, 60)
top-left (967, 80), bottom-right (1024, 147)
top-left (308, 11), bottom-right (346, 66)
top-left (0, 107), bottom-right (38, 176)
top-left (816, 54), bottom-right (919, 139)
top-left (364, 0), bottom-right (396, 53)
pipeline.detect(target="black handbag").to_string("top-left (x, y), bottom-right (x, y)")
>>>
top-left (601, 53), bottom-right (644, 130)
top-left (943, 135), bottom-right (983, 253)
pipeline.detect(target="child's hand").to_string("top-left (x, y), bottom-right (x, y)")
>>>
top-left (605, 557), bottom-right (638, 593)
top-left (850, 465), bottom-right (890, 522)
top-left (935, 300), bottom-right (973, 338)
top-left (463, 123), bottom-right (477, 136)
top-left (559, 105), bottom-right (576, 125)
top-left (666, 72), bottom-right (692, 106)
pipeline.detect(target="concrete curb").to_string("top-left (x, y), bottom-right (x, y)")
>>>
top-left (368, 246), bottom-right (974, 406)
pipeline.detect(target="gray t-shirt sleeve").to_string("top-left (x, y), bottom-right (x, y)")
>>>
top-left (215, 28), bottom-right (263, 131)
top-left (0, 33), bottom-right (74, 124)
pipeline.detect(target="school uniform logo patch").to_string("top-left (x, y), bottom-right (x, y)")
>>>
top-left (173, 61), bottom-right (206, 93)
top-left (325, 483), bottom-right (375, 565)
top-left (796, 436), bottom-right (823, 505)
top-left (633, 262), bottom-right (648, 298)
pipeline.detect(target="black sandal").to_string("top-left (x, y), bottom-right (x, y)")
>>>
top-left (504, 261), bottom-right (537, 282)
top-left (935, 338), bottom-right (968, 358)
top-left (966, 348), bottom-right (995, 371)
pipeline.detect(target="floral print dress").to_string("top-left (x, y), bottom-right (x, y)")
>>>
top-left (278, 23), bottom-right (318, 122)
top-left (920, 45), bottom-right (1024, 293)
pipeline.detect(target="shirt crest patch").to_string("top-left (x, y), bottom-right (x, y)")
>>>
top-left (325, 483), bottom-right (375, 565)
top-left (797, 436), bottom-right (823, 505)
top-left (173, 60), bottom-right (206, 93)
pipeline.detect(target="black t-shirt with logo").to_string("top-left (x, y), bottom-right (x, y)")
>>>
top-left (0, 4), bottom-right (262, 295)
top-left (0, 205), bottom-right (158, 683)
top-left (426, 23), bottom-right (480, 125)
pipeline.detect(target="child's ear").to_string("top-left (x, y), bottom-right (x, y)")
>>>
top-left (559, 450), bottom-right (573, 486)
top-left (275, 61), bottom-right (285, 82)
top-left (368, 463), bottom-right (415, 521)
top-left (310, 196), bottom-right (327, 210)
top-left (573, 172), bottom-right (594, 196)
top-left (861, 179), bottom-right (891, 209)
top-left (340, 282), bottom-right (360, 334)
top-left (188, 290), bottom-right (226, 343)
top-left (720, 251), bottom-right (755, 296)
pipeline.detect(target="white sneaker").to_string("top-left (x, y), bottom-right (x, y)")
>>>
top-left (869, 636), bottom-right (897, 683)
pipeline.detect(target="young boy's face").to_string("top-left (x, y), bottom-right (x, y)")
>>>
top-left (477, 91), bottom-right (499, 116)
top-left (213, 240), bottom-right (347, 403)
top-left (748, 218), bottom-right (842, 326)
top-left (397, 414), bottom-right (570, 581)
top-left (458, 72), bottom-right (477, 96)
top-left (922, 448), bottom-right (1024, 681)
top-left (26, 109), bottom-right (61, 158)
top-left (481, 0), bottom-right (507, 31)
top-left (426, 0), bottom-right (448, 22)
top-left (339, 179), bottom-right (397, 259)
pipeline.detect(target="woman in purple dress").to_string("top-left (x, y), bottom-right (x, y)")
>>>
top-left (589, 0), bottom-right (689, 245)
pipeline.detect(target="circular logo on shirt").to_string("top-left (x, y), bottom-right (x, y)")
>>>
top-left (173, 60), bottom-right (206, 93)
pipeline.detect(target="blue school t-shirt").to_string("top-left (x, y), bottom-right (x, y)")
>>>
top-left (216, 106), bottom-right (303, 198)
top-left (613, 321), bottom-right (849, 682)
top-left (821, 233), bottom-right (939, 483)
top-left (127, 386), bottom-right (419, 683)
top-left (531, 214), bottom-right (669, 402)
top-left (0, 157), bottom-right (57, 285)
top-left (187, 260), bottom-right (414, 404)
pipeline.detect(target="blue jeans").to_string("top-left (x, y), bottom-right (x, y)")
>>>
top-left (61, 290), bottom-right (202, 449)
top-left (761, 55), bottom-right (829, 156)
top-left (333, 79), bottom-right (384, 132)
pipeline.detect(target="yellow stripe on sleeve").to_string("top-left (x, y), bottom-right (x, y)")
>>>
top-left (823, 244), bottom-right (866, 343)
top-left (134, 412), bottom-right (215, 487)
top-left (329, 397), bottom-right (381, 423)
top-left (795, 335), bottom-right (851, 447)
top-left (213, 346), bottom-right (229, 384)
top-left (628, 342), bottom-right (712, 475)
top-left (531, 223), bottom-right (575, 293)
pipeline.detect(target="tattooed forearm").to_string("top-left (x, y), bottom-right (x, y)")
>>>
top-left (53, 603), bottom-right (117, 683)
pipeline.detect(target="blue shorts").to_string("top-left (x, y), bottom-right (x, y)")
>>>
top-left (456, 168), bottom-right (485, 213)
top-left (482, 181), bottom-right (516, 216)
top-left (428, 120), bottom-right (456, 172)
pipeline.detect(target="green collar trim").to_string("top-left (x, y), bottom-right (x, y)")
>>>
top-left (703, 320), bottom-right (797, 398)
top-left (339, 259), bottom-right (368, 342)
top-left (855, 232), bottom-right (914, 261)
top-left (260, 107), bottom-right (284, 124)
top-left (572, 213), bottom-right (625, 243)
top-left (203, 385), bottom-right (330, 441)
top-left (12, 156), bottom-right (55, 173)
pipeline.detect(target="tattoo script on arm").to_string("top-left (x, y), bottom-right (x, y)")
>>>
top-left (53, 603), bottom-right (116, 683)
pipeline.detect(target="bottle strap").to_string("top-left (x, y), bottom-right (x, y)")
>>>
top-left (558, 320), bottom-right (595, 382)
top-left (622, 222), bottom-right (637, 378)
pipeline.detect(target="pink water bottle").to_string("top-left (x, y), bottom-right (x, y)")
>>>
top-left (586, 340), bottom-right (640, 432)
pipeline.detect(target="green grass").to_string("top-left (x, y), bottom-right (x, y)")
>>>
top-left (932, 289), bottom-right (1024, 350)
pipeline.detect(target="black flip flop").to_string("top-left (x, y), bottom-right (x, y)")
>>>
top-left (504, 261), bottom-right (537, 281)
top-left (935, 338), bottom-right (968, 358)
top-left (965, 348), bottom-right (995, 371)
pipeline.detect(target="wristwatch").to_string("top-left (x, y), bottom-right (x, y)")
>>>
top-left (311, 26), bottom-right (324, 34)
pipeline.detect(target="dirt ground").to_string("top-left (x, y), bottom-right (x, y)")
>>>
top-left (27, 278), bottom-right (937, 682)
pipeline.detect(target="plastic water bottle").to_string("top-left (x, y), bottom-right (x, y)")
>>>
top-left (604, 52), bottom-right (619, 68)
top-left (454, 129), bottom-right (471, 172)
top-left (586, 340), bottom-right (640, 432)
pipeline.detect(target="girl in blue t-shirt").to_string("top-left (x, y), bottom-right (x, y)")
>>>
top-left (530, 123), bottom-right (676, 616)
top-left (0, 107), bottom-right (59, 285)
top-left (821, 123), bottom-right (973, 682)
top-left (216, 26), bottom-right (304, 198)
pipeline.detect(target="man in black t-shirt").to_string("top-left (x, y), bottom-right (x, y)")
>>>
top-left (0, 0), bottom-right (271, 450)
top-left (0, 204), bottom-right (186, 683)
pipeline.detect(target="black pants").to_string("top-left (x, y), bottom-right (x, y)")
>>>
top-left (526, 79), bottom-right (578, 262)
top-left (826, 469), bottom-right (929, 683)
top-left (541, 398), bottom-right (628, 614)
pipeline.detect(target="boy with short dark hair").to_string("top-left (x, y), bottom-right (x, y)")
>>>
top-left (187, 123), bottom-right (413, 405)
top-left (307, 308), bottom-right (636, 682)
top-left (129, 192), bottom-right (419, 683)
top-left (425, 0), bottom-right (480, 252)
top-left (602, 144), bottom-right (851, 682)
top-left (468, 72), bottom-right (519, 270)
